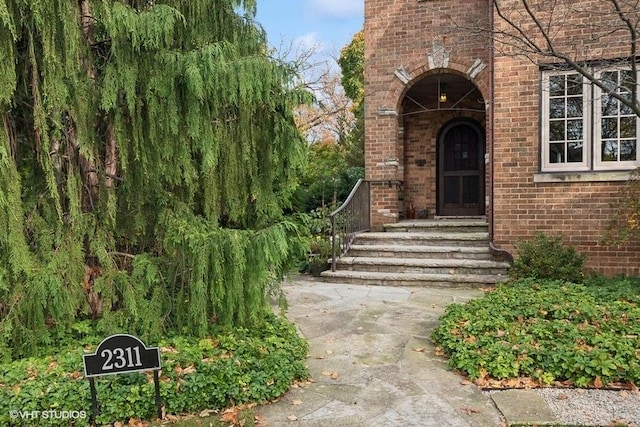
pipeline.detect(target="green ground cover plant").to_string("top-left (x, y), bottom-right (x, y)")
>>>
top-left (0, 314), bottom-right (308, 426)
top-left (431, 277), bottom-right (640, 388)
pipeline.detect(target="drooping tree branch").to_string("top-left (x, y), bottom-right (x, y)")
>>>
top-left (489, 0), bottom-right (640, 117)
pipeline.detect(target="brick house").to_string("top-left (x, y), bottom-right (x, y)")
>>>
top-left (363, 0), bottom-right (640, 276)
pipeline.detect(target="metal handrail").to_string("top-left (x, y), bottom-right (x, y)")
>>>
top-left (329, 179), bottom-right (371, 271)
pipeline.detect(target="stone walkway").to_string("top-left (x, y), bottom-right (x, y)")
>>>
top-left (255, 276), bottom-right (640, 427)
top-left (256, 277), bottom-right (516, 426)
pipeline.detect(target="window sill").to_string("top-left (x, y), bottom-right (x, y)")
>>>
top-left (533, 170), bottom-right (634, 183)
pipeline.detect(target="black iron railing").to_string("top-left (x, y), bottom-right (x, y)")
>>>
top-left (329, 179), bottom-right (371, 271)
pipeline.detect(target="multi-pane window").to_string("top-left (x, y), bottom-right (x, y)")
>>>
top-left (545, 73), bottom-right (587, 169)
top-left (595, 69), bottom-right (637, 169)
top-left (541, 68), bottom-right (639, 172)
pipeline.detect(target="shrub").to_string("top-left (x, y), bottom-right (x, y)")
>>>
top-left (0, 314), bottom-right (308, 426)
top-left (604, 167), bottom-right (640, 245)
top-left (431, 278), bottom-right (640, 388)
top-left (510, 232), bottom-right (585, 282)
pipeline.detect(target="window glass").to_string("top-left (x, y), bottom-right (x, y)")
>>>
top-left (602, 140), bottom-right (618, 161)
top-left (543, 72), bottom-right (586, 169)
top-left (568, 142), bottom-right (583, 162)
top-left (566, 74), bottom-right (583, 95)
top-left (567, 120), bottom-right (583, 140)
top-left (620, 117), bottom-right (636, 138)
top-left (596, 69), bottom-right (638, 168)
top-left (550, 143), bottom-right (565, 163)
top-left (549, 75), bottom-right (565, 96)
top-left (621, 140), bottom-right (637, 161)
top-left (549, 121), bottom-right (564, 141)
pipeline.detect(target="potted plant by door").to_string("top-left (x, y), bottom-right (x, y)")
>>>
top-left (309, 237), bottom-right (331, 277)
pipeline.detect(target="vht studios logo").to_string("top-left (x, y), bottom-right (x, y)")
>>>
top-left (10, 410), bottom-right (87, 420)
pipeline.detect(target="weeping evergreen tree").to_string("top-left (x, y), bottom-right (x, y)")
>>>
top-left (0, 0), bottom-right (310, 360)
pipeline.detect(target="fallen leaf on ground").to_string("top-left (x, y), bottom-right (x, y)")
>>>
top-left (321, 371), bottom-right (332, 376)
top-left (326, 350), bottom-right (334, 355)
top-left (331, 372), bottom-right (340, 380)
top-left (460, 380), bottom-right (473, 386)
top-left (199, 409), bottom-right (216, 417)
top-left (292, 399), bottom-right (303, 405)
top-left (412, 347), bottom-right (426, 352)
top-left (460, 407), bottom-right (481, 415)
top-left (594, 376), bottom-right (603, 388)
top-left (287, 414), bottom-right (298, 421)
top-left (220, 407), bottom-right (239, 424)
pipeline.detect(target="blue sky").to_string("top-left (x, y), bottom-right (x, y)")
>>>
top-left (255, 0), bottom-right (363, 62)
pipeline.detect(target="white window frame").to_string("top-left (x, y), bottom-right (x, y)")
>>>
top-left (540, 66), bottom-right (640, 173)
top-left (541, 71), bottom-right (590, 172)
top-left (593, 67), bottom-right (640, 171)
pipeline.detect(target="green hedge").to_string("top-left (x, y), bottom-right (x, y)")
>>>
top-left (0, 315), bottom-right (308, 426)
top-left (431, 278), bottom-right (640, 387)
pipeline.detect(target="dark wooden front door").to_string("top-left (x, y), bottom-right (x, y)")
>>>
top-left (437, 120), bottom-right (485, 216)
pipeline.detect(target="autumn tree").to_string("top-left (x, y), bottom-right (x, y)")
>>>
top-left (295, 71), bottom-right (354, 145)
top-left (0, 0), bottom-right (310, 359)
top-left (283, 37), bottom-right (366, 212)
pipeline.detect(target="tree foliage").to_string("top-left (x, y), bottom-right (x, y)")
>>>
top-left (338, 30), bottom-right (364, 106)
top-left (605, 168), bottom-right (640, 244)
top-left (0, 0), bottom-right (310, 359)
top-left (291, 141), bottom-right (363, 212)
top-left (338, 30), bottom-right (364, 167)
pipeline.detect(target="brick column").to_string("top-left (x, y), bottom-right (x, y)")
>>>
top-left (366, 112), bottom-right (401, 230)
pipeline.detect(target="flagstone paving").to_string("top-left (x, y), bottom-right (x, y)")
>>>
top-left (256, 277), bottom-right (519, 426)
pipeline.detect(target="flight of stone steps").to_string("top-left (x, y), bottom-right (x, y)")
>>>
top-left (321, 217), bottom-right (510, 287)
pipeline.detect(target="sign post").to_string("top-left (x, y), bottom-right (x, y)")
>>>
top-left (83, 334), bottom-right (162, 423)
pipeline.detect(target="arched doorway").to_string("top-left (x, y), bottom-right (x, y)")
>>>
top-left (399, 71), bottom-right (486, 220)
top-left (437, 119), bottom-right (485, 216)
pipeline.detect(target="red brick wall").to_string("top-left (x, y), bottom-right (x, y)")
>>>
top-left (365, 0), bottom-right (491, 229)
top-left (492, 1), bottom-right (640, 275)
top-left (365, 0), bottom-right (640, 274)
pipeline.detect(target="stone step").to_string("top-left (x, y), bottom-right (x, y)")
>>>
top-left (356, 231), bottom-right (490, 247)
top-left (320, 270), bottom-right (508, 288)
top-left (335, 257), bottom-right (510, 276)
top-left (348, 244), bottom-right (495, 260)
top-left (384, 219), bottom-right (488, 233)
top-left (326, 217), bottom-right (508, 288)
